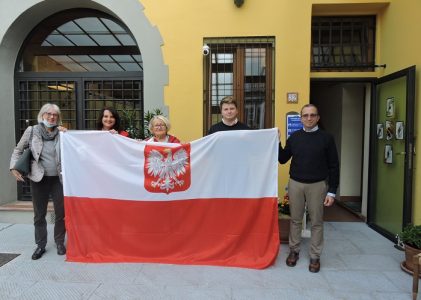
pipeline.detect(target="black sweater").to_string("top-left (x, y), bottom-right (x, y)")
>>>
top-left (278, 129), bottom-right (339, 194)
top-left (208, 121), bottom-right (250, 135)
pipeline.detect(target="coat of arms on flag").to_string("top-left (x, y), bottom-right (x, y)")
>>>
top-left (144, 143), bottom-right (191, 193)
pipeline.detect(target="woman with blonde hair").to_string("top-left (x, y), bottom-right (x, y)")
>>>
top-left (146, 115), bottom-right (180, 143)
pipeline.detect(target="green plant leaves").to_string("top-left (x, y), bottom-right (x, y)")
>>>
top-left (120, 108), bottom-right (164, 139)
top-left (398, 224), bottom-right (421, 249)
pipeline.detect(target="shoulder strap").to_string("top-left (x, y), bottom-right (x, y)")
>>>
top-left (28, 126), bottom-right (34, 149)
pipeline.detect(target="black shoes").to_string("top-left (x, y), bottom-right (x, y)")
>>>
top-left (31, 247), bottom-right (45, 260)
top-left (32, 244), bottom-right (66, 259)
top-left (286, 251), bottom-right (299, 267)
top-left (57, 244), bottom-right (66, 255)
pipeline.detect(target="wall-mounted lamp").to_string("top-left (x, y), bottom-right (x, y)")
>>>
top-left (374, 64), bottom-right (387, 69)
top-left (234, 0), bottom-right (244, 7)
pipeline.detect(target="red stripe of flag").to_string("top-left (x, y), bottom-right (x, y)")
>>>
top-left (64, 196), bottom-right (279, 269)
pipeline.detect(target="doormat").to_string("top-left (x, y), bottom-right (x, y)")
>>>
top-left (0, 253), bottom-right (20, 267)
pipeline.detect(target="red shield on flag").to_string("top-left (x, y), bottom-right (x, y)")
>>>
top-left (144, 143), bottom-right (191, 194)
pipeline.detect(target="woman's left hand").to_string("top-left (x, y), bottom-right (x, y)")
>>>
top-left (58, 126), bottom-right (67, 132)
top-left (11, 169), bottom-right (25, 182)
top-left (109, 129), bottom-right (118, 134)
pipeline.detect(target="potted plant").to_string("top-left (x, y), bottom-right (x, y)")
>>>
top-left (278, 192), bottom-right (290, 244)
top-left (120, 108), bottom-right (163, 139)
top-left (398, 224), bottom-right (421, 273)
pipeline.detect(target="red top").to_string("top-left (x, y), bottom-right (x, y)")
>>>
top-left (119, 130), bottom-right (129, 137)
top-left (147, 134), bottom-right (180, 143)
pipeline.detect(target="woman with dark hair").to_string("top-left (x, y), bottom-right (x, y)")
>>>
top-left (96, 107), bottom-right (129, 137)
top-left (10, 103), bottom-right (67, 260)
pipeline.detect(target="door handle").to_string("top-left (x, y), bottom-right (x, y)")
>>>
top-left (396, 152), bottom-right (406, 155)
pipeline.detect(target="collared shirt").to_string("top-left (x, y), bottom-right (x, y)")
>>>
top-left (303, 125), bottom-right (319, 132)
top-left (221, 118), bottom-right (238, 126)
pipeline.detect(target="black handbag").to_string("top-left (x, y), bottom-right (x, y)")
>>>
top-left (13, 127), bottom-right (33, 176)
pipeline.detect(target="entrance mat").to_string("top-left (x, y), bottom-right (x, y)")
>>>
top-left (324, 202), bottom-right (362, 222)
top-left (341, 201), bottom-right (362, 213)
top-left (0, 253), bottom-right (20, 267)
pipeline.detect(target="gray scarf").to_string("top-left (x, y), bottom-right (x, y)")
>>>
top-left (37, 123), bottom-right (59, 140)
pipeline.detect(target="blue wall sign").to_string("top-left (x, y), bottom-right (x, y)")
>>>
top-left (286, 113), bottom-right (303, 139)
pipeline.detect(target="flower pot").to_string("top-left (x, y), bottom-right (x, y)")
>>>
top-left (278, 215), bottom-right (290, 244)
top-left (401, 243), bottom-right (421, 273)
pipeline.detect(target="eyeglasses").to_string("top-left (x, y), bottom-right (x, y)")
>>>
top-left (301, 113), bottom-right (318, 118)
top-left (153, 124), bottom-right (166, 129)
top-left (46, 112), bottom-right (58, 118)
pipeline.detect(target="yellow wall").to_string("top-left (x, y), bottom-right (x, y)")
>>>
top-left (141, 0), bottom-right (314, 200)
top-left (141, 0), bottom-right (312, 141)
top-left (140, 0), bottom-right (420, 223)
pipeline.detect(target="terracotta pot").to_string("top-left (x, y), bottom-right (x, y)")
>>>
top-left (404, 243), bottom-right (421, 272)
top-left (278, 215), bottom-right (290, 244)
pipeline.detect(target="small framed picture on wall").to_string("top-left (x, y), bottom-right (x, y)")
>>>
top-left (396, 121), bottom-right (404, 140)
top-left (386, 97), bottom-right (395, 117)
top-left (386, 120), bottom-right (394, 140)
top-left (384, 144), bottom-right (393, 164)
top-left (377, 123), bottom-right (384, 139)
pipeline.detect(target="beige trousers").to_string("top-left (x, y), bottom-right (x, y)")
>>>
top-left (288, 178), bottom-right (327, 259)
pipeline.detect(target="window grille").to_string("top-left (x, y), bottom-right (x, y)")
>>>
top-left (203, 36), bottom-right (275, 132)
top-left (84, 79), bottom-right (143, 131)
top-left (311, 16), bottom-right (375, 71)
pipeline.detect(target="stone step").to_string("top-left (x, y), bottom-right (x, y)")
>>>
top-left (0, 201), bottom-right (55, 224)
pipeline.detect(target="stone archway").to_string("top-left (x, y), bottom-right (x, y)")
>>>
top-left (0, 0), bottom-right (168, 203)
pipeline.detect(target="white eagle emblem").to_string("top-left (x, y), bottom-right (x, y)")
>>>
top-left (146, 148), bottom-right (189, 192)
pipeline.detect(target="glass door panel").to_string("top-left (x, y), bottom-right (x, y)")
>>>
top-left (369, 66), bottom-right (415, 238)
top-left (373, 77), bottom-right (406, 234)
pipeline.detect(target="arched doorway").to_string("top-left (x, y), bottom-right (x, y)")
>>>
top-left (15, 8), bottom-right (143, 200)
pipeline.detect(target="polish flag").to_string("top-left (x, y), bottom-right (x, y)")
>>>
top-left (61, 129), bottom-right (279, 269)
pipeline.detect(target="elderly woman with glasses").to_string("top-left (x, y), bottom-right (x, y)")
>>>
top-left (10, 103), bottom-right (67, 260)
top-left (145, 115), bottom-right (180, 143)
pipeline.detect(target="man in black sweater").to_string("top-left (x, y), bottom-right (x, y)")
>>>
top-left (278, 104), bottom-right (339, 273)
top-left (208, 96), bottom-right (250, 135)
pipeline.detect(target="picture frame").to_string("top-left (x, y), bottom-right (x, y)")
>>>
top-left (395, 121), bottom-right (404, 140)
top-left (286, 92), bottom-right (299, 104)
top-left (384, 144), bottom-right (393, 164)
top-left (385, 120), bottom-right (394, 140)
top-left (377, 123), bottom-right (384, 139)
top-left (386, 97), bottom-right (395, 117)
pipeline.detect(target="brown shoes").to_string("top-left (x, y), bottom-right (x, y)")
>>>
top-left (309, 258), bottom-right (320, 273)
top-left (286, 251), bottom-right (299, 267)
top-left (286, 252), bottom-right (320, 272)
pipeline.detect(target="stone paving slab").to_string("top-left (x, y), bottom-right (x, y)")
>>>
top-left (0, 222), bottom-right (415, 299)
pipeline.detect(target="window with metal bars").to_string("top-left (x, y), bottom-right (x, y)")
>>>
top-left (203, 37), bottom-right (275, 133)
top-left (14, 8), bottom-right (143, 200)
top-left (311, 16), bottom-right (376, 71)
top-left (17, 81), bottom-right (77, 134)
top-left (84, 79), bottom-right (143, 131)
